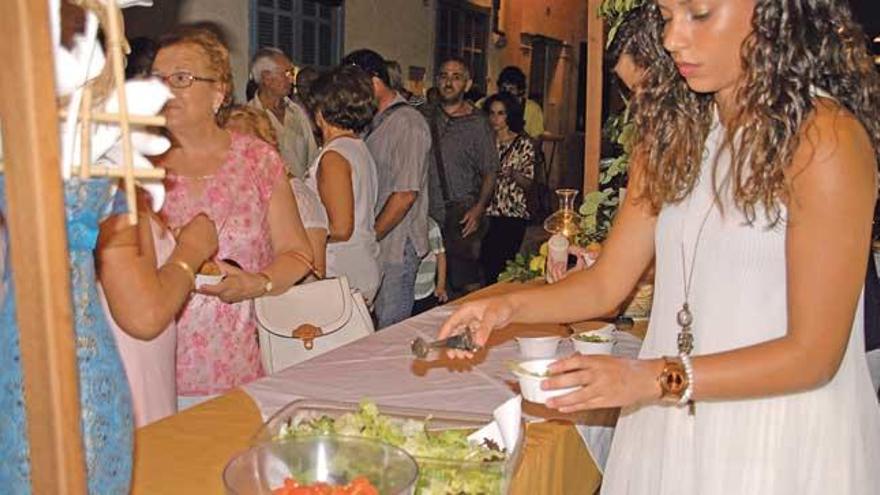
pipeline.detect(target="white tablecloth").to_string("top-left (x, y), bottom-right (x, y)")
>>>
top-left (242, 304), bottom-right (642, 470)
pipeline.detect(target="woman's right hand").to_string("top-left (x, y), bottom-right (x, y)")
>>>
top-left (175, 213), bottom-right (218, 262)
top-left (436, 296), bottom-right (515, 358)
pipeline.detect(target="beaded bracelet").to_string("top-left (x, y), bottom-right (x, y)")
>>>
top-left (677, 352), bottom-right (695, 407)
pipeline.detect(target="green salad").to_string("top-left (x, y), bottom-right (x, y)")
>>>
top-left (573, 333), bottom-right (611, 343)
top-left (276, 401), bottom-right (509, 495)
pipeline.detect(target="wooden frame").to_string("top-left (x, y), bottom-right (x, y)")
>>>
top-left (583, 0), bottom-right (604, 194)
top-left (0, 0), bottom-right (88, 492)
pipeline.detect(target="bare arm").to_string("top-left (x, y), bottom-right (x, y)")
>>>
top-left (435, 251), bottom-right (448, 302)
top-left (317, 151), bottom-right (355, 242)
top-left (97, 211), bottom-right (216, 340)
top-left (685, 104), bottom-right (876, 399)
top-left (305, 227), bottom-right (328, 278)
top-left (439, 155), bottom-right (657, 342)
top-left (460, 171), bottom-right (498, 236)
top-left (202, 176), bottom-right (315, 302)
top-left (545, 103), bottom-right (878, 412)
top-left (375, 191), bottom-right (417, 240)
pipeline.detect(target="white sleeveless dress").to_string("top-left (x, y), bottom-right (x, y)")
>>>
top-left (601, 116), bottom-right (880, 494)
top-left (306, 136), bottom-right (382, 303)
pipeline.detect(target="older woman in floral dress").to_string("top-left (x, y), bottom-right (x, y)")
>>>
top-left (152, 27), bottom-right (314, 407)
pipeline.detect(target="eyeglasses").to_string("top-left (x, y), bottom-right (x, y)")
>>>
top-left (152, 71), bottom-right (218, 89)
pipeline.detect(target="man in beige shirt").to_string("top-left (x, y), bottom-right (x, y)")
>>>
top-left (247, 47), bottom-right (318, 178)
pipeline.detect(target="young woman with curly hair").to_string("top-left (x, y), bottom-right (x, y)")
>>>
top-left (438, 0), bottom-right (880, 492)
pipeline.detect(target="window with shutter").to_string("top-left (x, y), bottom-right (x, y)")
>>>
top-left (250, 0), bottom-right (343, 70)
top-left (435, 1), bottom-right (489, 88)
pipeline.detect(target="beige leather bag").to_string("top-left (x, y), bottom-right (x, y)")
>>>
top-left (255, 255), bottom-right (374, 374)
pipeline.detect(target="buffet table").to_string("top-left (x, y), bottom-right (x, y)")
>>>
top-left (131, 282), bottom-right (646, 494)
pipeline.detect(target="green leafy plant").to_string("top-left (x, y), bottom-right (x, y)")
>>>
top-left (498, 18), bottom-right (639, 283)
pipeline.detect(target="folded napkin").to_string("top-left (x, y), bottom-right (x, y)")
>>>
top-left (467, 395), bottom-right (522, 451)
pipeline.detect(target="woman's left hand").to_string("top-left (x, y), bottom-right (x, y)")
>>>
top-left (542, 354), bottom-right (662, 412)
top-left (198, 260), bottom-right (267, 303)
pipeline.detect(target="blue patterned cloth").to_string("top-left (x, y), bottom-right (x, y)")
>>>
top-left (0, 177), bottom-right (133, 494)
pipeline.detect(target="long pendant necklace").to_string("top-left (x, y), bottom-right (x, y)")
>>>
top-left (677, 200), bottom-right (715, 416)
top-left (677, 201), bottom-right (715, 356)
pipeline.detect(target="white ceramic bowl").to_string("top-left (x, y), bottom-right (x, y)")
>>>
top-left (195, 273), bottom-right (224, 290)
top-left (512, 359), bottom-right (579, 404)
top-left (514, 336), bottom-right (562, 359)
top-left (571, 330), bottom-right (614, 355)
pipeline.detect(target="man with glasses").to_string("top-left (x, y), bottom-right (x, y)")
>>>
top-left (248, 47), bottom-right (317, 179)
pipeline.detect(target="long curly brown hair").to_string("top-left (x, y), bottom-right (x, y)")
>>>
top-left (630, 0), bottom-right (880, 224)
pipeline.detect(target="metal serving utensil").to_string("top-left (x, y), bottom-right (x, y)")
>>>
top-left (410, 329), bottom-right (481, 359)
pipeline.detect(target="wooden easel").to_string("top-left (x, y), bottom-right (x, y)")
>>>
top-left (0, 0), bottom-right (166, 492)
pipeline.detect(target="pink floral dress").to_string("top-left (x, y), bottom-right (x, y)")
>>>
top-left (161, 132), bottom-right (283, 395)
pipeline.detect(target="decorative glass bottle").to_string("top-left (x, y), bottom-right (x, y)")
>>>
top-left (543, 188), bottom-right (583, 239)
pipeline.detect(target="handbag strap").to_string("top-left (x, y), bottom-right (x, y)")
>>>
top-left (428, 108), bottom-right (451, 203)
top-left (363, 101), bottom-right (410, 140)
top-left (285, 250), bottom-right (323, 280)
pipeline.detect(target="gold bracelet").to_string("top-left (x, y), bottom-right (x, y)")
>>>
top-left (166, 259), bottom-right (196, 288)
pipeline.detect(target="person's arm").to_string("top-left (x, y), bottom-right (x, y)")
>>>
top-left (461, 120), bottom-right (500, 236)
top-left (509, 137), bottom-right (535, 190)
top-left (435, 251), bottom-right (448, 302)
top-left (317, 150), bottom-right (355, 242)
top-left (544, 102), bottom-right (878, 412)
top-left (305, 227), bottom-right (327, 278)
top-left (375, 192), bottom-right (416, 240)
top-left (374, 115), bottom-right (431, 240)
top-left (439, 153), bottom-right (657, 342)
top-left (98, 212), bottom-right (217, 339)
top-left (201, 155), bottom-right (315, 303)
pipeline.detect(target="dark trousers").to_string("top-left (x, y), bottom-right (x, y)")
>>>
top-left (480, 216), bottom-right (528, 285)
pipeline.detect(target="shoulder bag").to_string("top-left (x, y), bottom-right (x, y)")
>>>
top-left (255, 252), bottom-right (374, 373)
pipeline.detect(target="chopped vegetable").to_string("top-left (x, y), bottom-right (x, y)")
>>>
top-left (573, 333), bottom-right (611, 343)
top-left (276, 401), bottom-right (509, 494)
top-left (272, 476), bottom-right (378, 495)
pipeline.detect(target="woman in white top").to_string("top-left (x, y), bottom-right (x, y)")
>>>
top-left (438, 1), bottom-right (880, 493)
top-left (305, 65), bottom-right (381, 303)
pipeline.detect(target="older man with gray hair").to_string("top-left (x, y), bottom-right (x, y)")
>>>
top-left (247, 47), bottom-right (317, 178)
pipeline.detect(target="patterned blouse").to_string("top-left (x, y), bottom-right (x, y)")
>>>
top-left (161, 132), bottom-right (283, 395)
top-left (486, 134), bottom-right (536, 219)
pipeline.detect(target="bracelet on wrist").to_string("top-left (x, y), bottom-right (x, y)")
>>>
top-left (166, 259), bottom-right (195, 289)
top-left (677, 352), bottom-right (695, 407)
top-left (657, 356), bottom-right (689, 403)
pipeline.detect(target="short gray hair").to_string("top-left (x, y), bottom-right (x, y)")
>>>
top-left (250, 47), bottom-right (288, 84)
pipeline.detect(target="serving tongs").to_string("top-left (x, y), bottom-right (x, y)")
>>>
top-left (411, 329), bottom-right (481, 359)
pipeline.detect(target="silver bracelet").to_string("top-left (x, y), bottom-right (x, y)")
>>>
top-left (677, 352), bottom-right (694, 406)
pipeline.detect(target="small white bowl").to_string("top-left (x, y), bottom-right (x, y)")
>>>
top-left (512, 359), bottom-right (579, 404)
top-left (515, 335), bottom-right (562, 359)
top-left (571, 330), bottom-right (614, 355)
top-left (195, 273), bottom-right (224, 290)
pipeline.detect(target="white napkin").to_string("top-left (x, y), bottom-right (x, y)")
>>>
top-left (467, 395), bottom-right (522, 451)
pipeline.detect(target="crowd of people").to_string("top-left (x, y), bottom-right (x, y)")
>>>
top-left (100, 25), bottom-right (552, 420)
top-left (3, 0), bottom-right (879, 493)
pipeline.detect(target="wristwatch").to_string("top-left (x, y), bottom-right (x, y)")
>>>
top-left (657, 356), bottom-right (689, 402)
top-left (257, 272), bottom-right (273, 295)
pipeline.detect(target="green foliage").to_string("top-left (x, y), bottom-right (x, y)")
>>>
top-left (498, 0), bottom-right (644, 284)
top-left (600, 0), bottom-right (647, 47)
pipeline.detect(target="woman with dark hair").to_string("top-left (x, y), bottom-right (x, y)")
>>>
top-left (479, 92), bottom-right (535, 283)
top-left (439, 0), bottom-right (880, 492)
top-left (305, 65), bottom-right (381, 303)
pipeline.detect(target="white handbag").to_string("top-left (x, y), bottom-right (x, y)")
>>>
top-left (255, 267), bottom-right (374, 374)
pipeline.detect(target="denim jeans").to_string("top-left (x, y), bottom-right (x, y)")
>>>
top-left (374, 239), bottom-right (420, 329)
